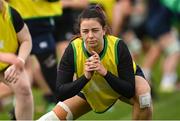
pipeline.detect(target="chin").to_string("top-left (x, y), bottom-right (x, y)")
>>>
top-left (88, 44), bottom-right (98, 48)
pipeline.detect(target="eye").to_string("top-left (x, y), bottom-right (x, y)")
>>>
top-left (82, 30), bottom-right (88, 34)
top-left (92, 29), bottom-right (99, 33)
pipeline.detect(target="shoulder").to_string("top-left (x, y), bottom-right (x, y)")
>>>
top-left (10, 7), bottom-right (24, 33)
top-left (70, 35), bottom-right (82, 43)
top-left (106, 35), bottom-right (120, 40)
top-left (116, 38), bottom-right (128, 49)
top-left (70, 35), bottom-right (83, 48)
top-left (105, 35), bottom-right (124, 47)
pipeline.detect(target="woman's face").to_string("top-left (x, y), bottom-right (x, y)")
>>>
top-left (80, 18), bottom-right (105, 50)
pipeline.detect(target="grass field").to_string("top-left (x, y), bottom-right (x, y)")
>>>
top-left (0, 88), bottom-right (180, 120)
top-left (0, 57), bottom-right (180, 120)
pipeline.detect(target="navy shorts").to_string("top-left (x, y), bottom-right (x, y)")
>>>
top-left (145, 0), bottom-right (174, 39)
top-left (135, 65), bottom-right (146, 79)
top-left (53, 8), bottom-right (75, 42)
top-left (31, 33), bottom-right (56, 54)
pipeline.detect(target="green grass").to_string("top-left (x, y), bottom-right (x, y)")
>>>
top-left (1, 89), bottom-right (180, 120)
top-left (1, 80), bottom-right (180, 120)
top-left (0, 56), bottom-right (180, 120)
top-left (78, 91), bottom-right (180, 120)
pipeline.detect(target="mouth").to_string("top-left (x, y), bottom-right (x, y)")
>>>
top-left (88, 42), bottom-right (97, 47)
top-left (89, 41), bottom-right (96, 44)
top-left (87, 39), bottom-right (96, 44)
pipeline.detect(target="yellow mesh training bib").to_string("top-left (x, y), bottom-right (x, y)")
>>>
top-left (0, 1), bottom-right (18, 71)
top-left (71, 35), bottom-right (121, 113)
top-left (9, 0), bottom-right (62, 19)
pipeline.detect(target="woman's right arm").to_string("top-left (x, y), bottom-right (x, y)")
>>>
top-left (56, 43), bottom-right (89, 101)
top-left (0, 52), bottom-right (17, 64)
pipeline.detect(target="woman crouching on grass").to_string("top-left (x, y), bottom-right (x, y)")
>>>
top-left (38, 5), bottom-right (153, 120)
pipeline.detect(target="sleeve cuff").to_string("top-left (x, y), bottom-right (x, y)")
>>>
top-left (104, 71), bottom-right (111, 79)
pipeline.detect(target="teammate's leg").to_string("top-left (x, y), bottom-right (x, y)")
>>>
top-left (2, 69), bottom-right (34, 120)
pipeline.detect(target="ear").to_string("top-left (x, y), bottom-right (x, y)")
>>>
top-left (103, 27), bottom-right (106, 35)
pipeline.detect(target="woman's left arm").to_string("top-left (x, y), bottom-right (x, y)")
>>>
top-left (104, 40), bottom-right (135, 98)
top-left (16, 24), bottom-right (32, 64)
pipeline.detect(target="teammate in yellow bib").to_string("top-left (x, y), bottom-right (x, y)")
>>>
top-left (8, 0), bottom-right (63, 110)
top-left (38, 5), bottom-right (152, 120)
top-left (9, 0), bottom-right (62, 19)
top-left (0, 0), bottom-right (33, 120)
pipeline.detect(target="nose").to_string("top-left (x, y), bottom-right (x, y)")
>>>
top-left (88, 31), bottom-right (94, 38)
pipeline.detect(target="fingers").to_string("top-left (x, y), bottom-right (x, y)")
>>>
top-left (85, 58), bottom-right (100, 72)
top-left (85, 61), bottom-right (96, 71)
top-left (91, 51), bottom-right (100, 60)
top-left (84, 58), bottom-right (95, 79)
top-left (4, 65), bottom-right (20, 84)
top-left (87, 51), bottom-right (100, 63)
top-left (91, 51), bottom-right (97, 55)
top-left (85, 52), bottom-right (107, 78)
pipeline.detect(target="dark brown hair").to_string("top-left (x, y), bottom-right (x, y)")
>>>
top-left (74, 4), bottom-right (111, 34)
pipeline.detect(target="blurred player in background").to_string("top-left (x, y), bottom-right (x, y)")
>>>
top-left (0, 0), bottom-right (34, 119)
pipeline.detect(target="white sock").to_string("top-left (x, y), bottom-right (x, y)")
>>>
top-left (128, 38), bottom-right (142, 55)
top-left (37, 111), bottom-right (60, 121)
top-left (161, 73), bottom-right (177, 88)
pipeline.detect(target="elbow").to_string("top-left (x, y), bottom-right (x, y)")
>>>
top-left (55, 88), bottom-right (66, 101)
top-left (55, 85), bottom-right (64, 101)
top-left (126, 85), bottom-right (135, 99)
top-left (55, 84), bottom-right (71, 101)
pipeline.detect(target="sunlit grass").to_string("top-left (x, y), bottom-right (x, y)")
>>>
top-left (0, 55), bottom-right (180, 120)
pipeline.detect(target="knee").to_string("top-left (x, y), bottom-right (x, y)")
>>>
top-left (125, 79), bottom-right (153, 120)
top-left (135, 76), bottom-right (153, 112)
top-left (133, 92), bottom-right (153, 119)
top-left (52, 102), bottom-right (73, 120)
top-left (135, 76), bottom-right (151, 96)
top-left (14, 82), bottom-right (32, 97)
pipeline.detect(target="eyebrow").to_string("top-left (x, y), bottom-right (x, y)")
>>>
top-left (81, 27), bottom-right (101, 30)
